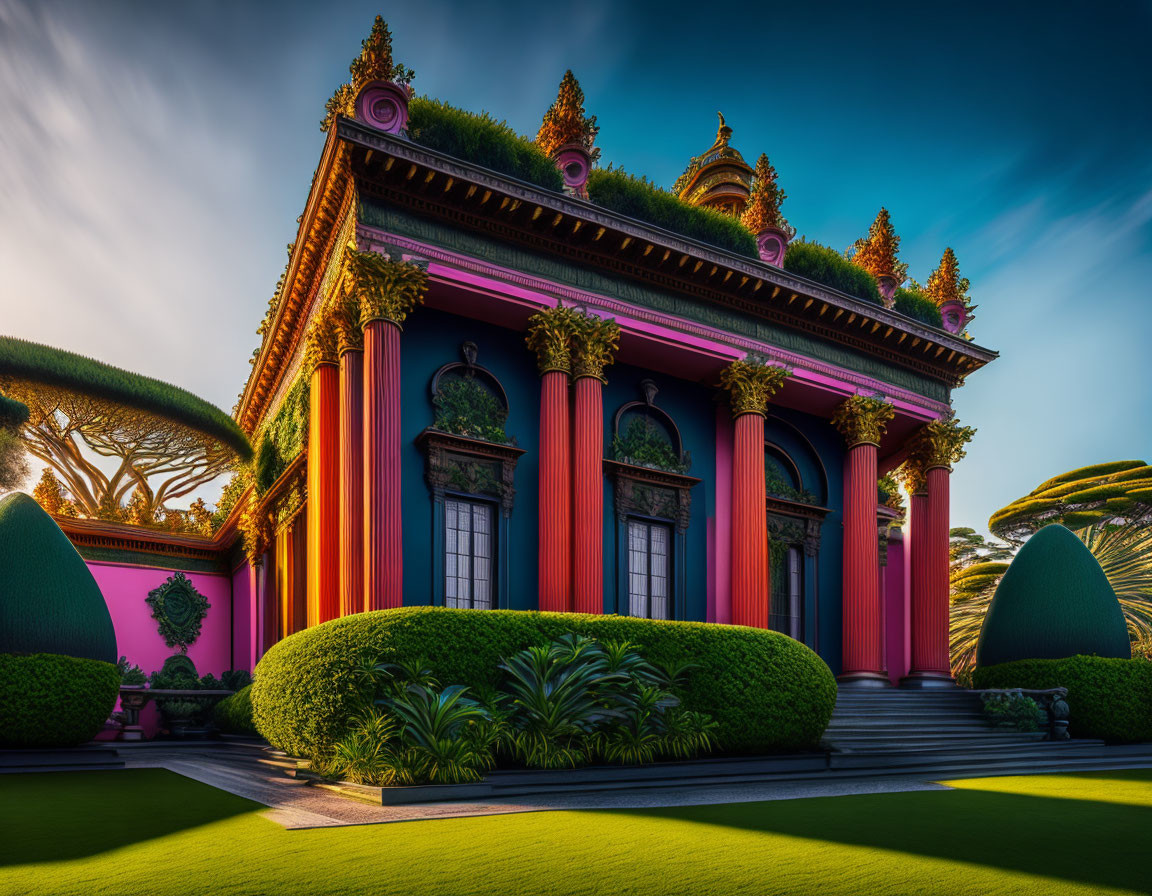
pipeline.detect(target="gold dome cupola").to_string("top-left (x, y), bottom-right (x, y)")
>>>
top-left (672, 113), bottom-right (754, 216)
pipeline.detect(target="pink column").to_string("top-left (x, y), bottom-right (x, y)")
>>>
top-left (572, 376), bottom-right (603, 614)
top-left (731, 412), bottom-right (768, 628)
top-left (904, 467), bottom-right (955, 686)
top-left (363, 319), bottom-right (403, 610)
top-left (840, 443), bottom-right (889, 685)
top-left (339, 348), bottom-right (365, 616)
top-left (538, 369), bottom-right (572, 612)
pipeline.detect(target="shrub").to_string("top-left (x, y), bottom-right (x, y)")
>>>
top-left (893, 287), bottom-right (944, 328)
top-left (0, 653), bottom-right (120, 748)
top-left (252, 607), bottom-right (836, 758)
top-left (432, 375), bottom-right (508, 443)
top-left (407, 97), bottom-right (563, 192)
top-left (973, 656), bottom-right (1152, 743)
top-left (586, 169), bottom-right (758, 258)
top-left (981, 692), bottom-right (1044, 731)
top-left (783, 240), bottom-right (882, 305)
top-left (213, 684), bottom-right (259, 736)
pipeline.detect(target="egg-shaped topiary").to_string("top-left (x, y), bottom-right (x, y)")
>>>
top-left (0, 491), bottom-right (117, 663)
top-left (976, 524), bottom-right (1130, 667)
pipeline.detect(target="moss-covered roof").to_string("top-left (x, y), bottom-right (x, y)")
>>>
top-left (0, 336), bottom-right (251, 460)
top-left (975, 524), bottom-right (1130, 666)
top-left (0, 492), bottom-right (117, 663)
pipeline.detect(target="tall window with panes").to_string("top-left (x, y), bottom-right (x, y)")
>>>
top-left (627, 519), bottom-right (671, 620)
top-left (444, 497), bottom-right (494, 609)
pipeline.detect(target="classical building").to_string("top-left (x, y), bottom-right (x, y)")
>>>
top-left (57, 21), bottom-right (995, 690)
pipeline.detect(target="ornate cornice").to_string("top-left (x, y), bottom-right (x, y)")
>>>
top-left (904, 413), bottom-right (975, 473)
top-left (831, 395), bottom-right (896, 447)
top-left (720, 359), bottom-right (789, 417)
top-left (570, 314), bottom-right (620, 381)
top-left (348, 248), bottom-right (428, 327)
top-left (525, 305), bottom-right (582, 375)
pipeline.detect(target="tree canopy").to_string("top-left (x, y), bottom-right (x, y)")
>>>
top-left (0, 336), bottom-right (250, 528)
top-left (0, 393), bottom-right (29, 492)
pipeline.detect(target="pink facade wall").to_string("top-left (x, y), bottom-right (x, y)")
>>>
top-left (884, 528), bottom-right (911, 683)
top-left (231, 559), bottom-right (253, 673)
top-left (86, 561), bottom-right (237, 677)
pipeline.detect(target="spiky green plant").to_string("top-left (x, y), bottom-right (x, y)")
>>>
top-left (383, 684), bottom-right (490, 784)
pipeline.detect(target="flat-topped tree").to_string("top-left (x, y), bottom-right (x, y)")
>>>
top-left (322, 16), bottom-right (415, 132)
top-left (0, 336), bottom-right (251, 528)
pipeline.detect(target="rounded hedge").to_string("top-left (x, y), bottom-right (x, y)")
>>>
top-left (0, 492), bottom-right (117, 663)
top-left (0, 653), bottom-right (120, 747)
top-left (213, 683), bottom-right (258, 737)
top-left (976, 524), bottom-right (1130, 667)
top-left (973, 656), bottom-right (1152, 743)
top-left (252, 608), bottom-right (836, 757)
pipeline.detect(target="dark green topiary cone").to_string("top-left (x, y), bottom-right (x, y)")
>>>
top-left (0, 492), bottom-right (117, 663)
top-left (976, 524), bottom-right (1130, 667)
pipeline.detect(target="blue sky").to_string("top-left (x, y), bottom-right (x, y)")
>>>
top-left (1, 0), bottom-right (1149, 532)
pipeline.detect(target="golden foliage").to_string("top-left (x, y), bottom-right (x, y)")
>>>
top-left (535, 70), bottom-right (600, 160)
top-left (570, 314), bottom-right (621, 381)
top-left (849, 208), bottom-right (900, 280)
top-left (904, 413), bottom-right (975, 474)
top-left (303, 312), bottom-right (340, 371)
top-left (740, 154), bottom-right (793, 238)
top-left (830, 395), bottom-right (895, 447)
top-left (322, 16), bottom-right (415, 131)
top-left (924, 247), bottom-right (971, 308)
top-left (347, 250), bottom-right (429, 327)
top-left (720, 359), bottom-right (790, 417)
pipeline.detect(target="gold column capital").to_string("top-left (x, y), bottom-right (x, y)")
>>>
top-left (346, 248), bottom-right (428, 329)
top-left (570, 314), bottom-right (620, 381)
top-left (303, 312), bottom-right (340, 372)
top-left (328, 291), bottom-right (364, 355)
top-left (906, 413), bottom-right (975, 473)
top-left (525, 305), bottom-right (582, 375)
top-left (831, 395), bottom-right (895, 447)
top-left (895, 462), bottom-right (928, 496)
top-left (720, 358), bottom-right (790, 417)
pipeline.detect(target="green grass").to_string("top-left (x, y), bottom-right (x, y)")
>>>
top-left (1, 768), bottom-right (1150, 895)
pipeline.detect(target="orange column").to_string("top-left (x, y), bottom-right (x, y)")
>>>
top-left (306, 359), bottom-right (340, 627)
top-left (338, 347), bottom-right (365, 616)
top-left (720, 359), bottom-right (789, 629)
top-left (831, 396), bottom-right (894, 686)
top-left (731, 411), bottom-right (768, 627)
top-left (363, 319), bottom-right (403, 610)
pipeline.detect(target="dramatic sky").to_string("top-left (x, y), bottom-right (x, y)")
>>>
top-left (1, 0), bottom-right (1149, 530)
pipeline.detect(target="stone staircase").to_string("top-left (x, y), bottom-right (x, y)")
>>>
top-left (0, 745), bottom-right (125, 773)
top-left (822, 688), bottom-right (1146, 777)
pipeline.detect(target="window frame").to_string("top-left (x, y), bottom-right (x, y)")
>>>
top-left (443, 493), bottom-right (497, 611)
top-left (626, 515), bottom-right (674, 620)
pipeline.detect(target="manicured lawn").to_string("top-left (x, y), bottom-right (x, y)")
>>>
top-left (2, 769), bottom-right (1150, 895)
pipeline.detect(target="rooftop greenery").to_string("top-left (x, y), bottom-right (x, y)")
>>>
top-left (0, 336), bottom-right (251, 460)
top-left (894, 287), bottom-right (944, 328)
top-left (407, 97), bottom-right (563, 192)
top-left (0, 394), bottom-right (29, 428)
top-left (782, 239), bottom-right (883, 305)
top-left (586, 168), bottom-right (759, 258)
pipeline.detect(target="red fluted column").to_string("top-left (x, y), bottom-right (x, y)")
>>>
top-left (732, 412), bottom-right (768, 627)
top-left (904, 466), bottom-right (954, 685)
top-left (720, 359), bottom-right (789, 629)
top-left (572, 376), bottom-right (604, 613)
top-left (338, 347), bottom-right (365, 616)
top-left (538, 369), bottom-right (571, 611)
top-left (832, 396), bottom-right (894, 686)
top-left (363, 319), bottom-right (403, 610)
top-left (306, 361), bottom-right (340, 627)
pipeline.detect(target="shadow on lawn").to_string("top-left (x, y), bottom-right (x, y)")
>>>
top-left (619, 784), bottom-right (1152, 894)
top-left (0, 768), bottom-right (260, 866)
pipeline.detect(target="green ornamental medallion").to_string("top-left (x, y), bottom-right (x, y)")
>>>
top-left (146, 572), bottom-right (210, 652)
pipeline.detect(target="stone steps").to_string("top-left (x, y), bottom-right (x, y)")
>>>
top-left (0, 747), bottom-right (124, 773)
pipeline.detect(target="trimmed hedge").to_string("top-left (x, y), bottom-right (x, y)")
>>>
top-left (893, 287), bottom-right (943, 328)
top-left (0, 653), bottom-right (120, 747)
top-left (973, 656), bottom-right (1152, 743)
top-left (783, 240), bottom-right (882, 305)
top-left (0, 393), bottom-right (29, 428)
top-left (407, 98), bottom-right (563, 192)
top-left (252, 608), bottom-right (836, 757)
top-left (0, 335), bottom-right (251, 460)
top-left (586, 169), bottom-right (759, 258)
top-left (213, 684), bottom-right (258, 736)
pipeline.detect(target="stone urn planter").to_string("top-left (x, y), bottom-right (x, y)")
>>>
top-left (876, 274), bottom-right (898, 308)
top-left (756, 226), bottom-right (790, 267)
top-left (355, 79), bottom-right (411, 135)
top-left (939, 299), bottom-right (970, 335)
top-left (552, 142), bottom-right (591, 199)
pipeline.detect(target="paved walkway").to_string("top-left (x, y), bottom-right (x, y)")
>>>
top-left (118, 743), bottom-right (954, 829)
